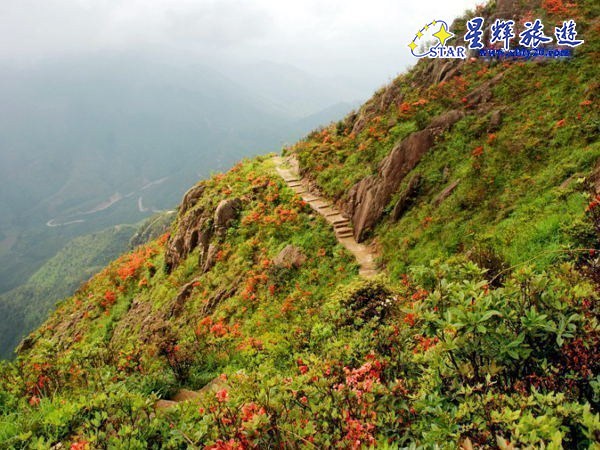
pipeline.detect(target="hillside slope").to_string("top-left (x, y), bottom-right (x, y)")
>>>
top-left (0, 0), bottom-right (599, 448)
top-left (0, 213), bottom-right (174, 359)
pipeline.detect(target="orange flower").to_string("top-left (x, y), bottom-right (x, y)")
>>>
top-left (403, 313), bottom-right (416, 327)
top-left (472, 146), bottom-right (484, 157)
top-left (216, 388), bottom-right (229, 403)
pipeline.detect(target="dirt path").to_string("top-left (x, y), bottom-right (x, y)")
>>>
top-left (272, 156), bottom-right (378, 278)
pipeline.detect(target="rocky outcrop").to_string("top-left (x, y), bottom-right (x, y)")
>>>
top-left (169, 279), bottom-right (198, 318)
top-left (273, 245), bottom-right (306, 269)
top-left (202, 244), bottom-right (219, 273)
top-left (165, 193), bottom-right (242, 272)
top-left (344, 110), bottom-right (464, 241)
top-left (488, 110), bottom-right (503, 132)
top-left (165, 206), bottom-right (212, 272)
top-left (391, 174), bottom-right (421, 221)
top-left (214, 198), bottom-right (242, 234)
top-left (180, 184), bottom-right (206, 216)
top-left (434, 179), bottom-right (461, 206)
top-left (465, 73), bottom-right (504, 108)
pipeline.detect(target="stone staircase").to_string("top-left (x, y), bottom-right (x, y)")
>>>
top-left (273, 156), bottom-right (378, 278)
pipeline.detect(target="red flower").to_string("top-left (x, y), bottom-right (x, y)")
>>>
top-left (70, 442), bottom-right (89, 450)
top-left (403, 313), bottom-right (416, 327)
top-left (472, 146), bottom-right (484, 157)
top-left (241, 402), bottom-right (266, 421)
top-left (411, 289), bottom-right (428, 301)
top-left (299, 365), bottom-right (309, 374)
top-left (555, 119), bottom-right (566, 128)
top-left (399, 102), bottom-right (411, 114)
top-left (215, 388), bottom-right (229, 403)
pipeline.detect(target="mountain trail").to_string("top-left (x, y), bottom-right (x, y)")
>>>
top-left (155, 157), bottom-right (380, 411)
top-left (272, 155), bottom-right (379, 278)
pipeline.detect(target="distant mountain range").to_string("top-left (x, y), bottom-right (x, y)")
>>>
top-left (0, 53), bottom-right (361, 298)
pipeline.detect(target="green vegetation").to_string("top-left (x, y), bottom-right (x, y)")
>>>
top-left (290, 4), bottom-right (600, 277)
top-left (0, 0), bottom-right (599, 447)
top-left (0, 226), bottom-right (136, 359)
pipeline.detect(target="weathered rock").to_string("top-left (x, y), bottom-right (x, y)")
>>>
top-left (172, 389), bottom-right (202, 402)
top-left (433, 60), bottom-right (461, 84)
top-left (496, 0), bottom-right (515, 16)
top-left (170, 279), bottom-right (198, 318)
top-left (465, 73), bottom-right (504, 107)
top-left (214, 198), bottom-right (242, 232)
top-left (165, 206), bottom-right (212, 272)
top-left (202, 244), bottom-right (219, 273)
top-left (110, 297), bottom-right (171, 349)
top-left (164, 195), bottom-right (242, 273)
top-left (344, 110), bottom-right (464, 241)
top-left (488, 110), bottom-right (503, 132)
top-left (434, 179), bottom-right (461, 206)
top-left (15, 335), bottom-right (36, 354)
top-left (180, 183), bottom-right (206, 216)
top-left (391, 174), bottom-right (421, 221)
top-left (201, 275), bottom-right (244, 315)
top-left (379, 82), bottom-right (403, 111)
top-left (273, 245), bottom-right (306, 269)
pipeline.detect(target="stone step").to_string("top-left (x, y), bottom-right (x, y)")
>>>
top-left (324, 211), bottom-right (339, 217)
top-left (337, 230), bottom-right (354, 238)
top-left (332, 218), bottom-right (349, 225)
top-left (172, 389), bottom-right (202, 402)
top-left (303, 196), bottom-right (320, 202)
top-left (333, 222), bottom-right (351, 230)
top-left (316, 203), bottom-right (330, 209)
top-left (284, 178), bottom-right (301, 183)
top-left (288, 182), bottom-right (303, 187)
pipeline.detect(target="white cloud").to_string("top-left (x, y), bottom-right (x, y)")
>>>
top-left (0, 0), bottom-right (482, 87)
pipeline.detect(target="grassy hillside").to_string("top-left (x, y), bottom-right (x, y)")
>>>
top-left (0, 0), bottom-right (599, 448)
top-left (0, 226), bottom-right (136, 359)
top-left (0, 212), bottom-right (173, 359)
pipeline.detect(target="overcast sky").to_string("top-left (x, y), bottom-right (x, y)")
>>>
top-left (0, 0), bottom-right (481, 91)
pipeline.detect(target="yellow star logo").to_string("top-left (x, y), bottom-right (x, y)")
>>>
top-left (432, 22), bottom-right (454, 46)
top-left (408, 41), bottom-right (418, 51)
top-left (416, 31), bottom-right (423, 38)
